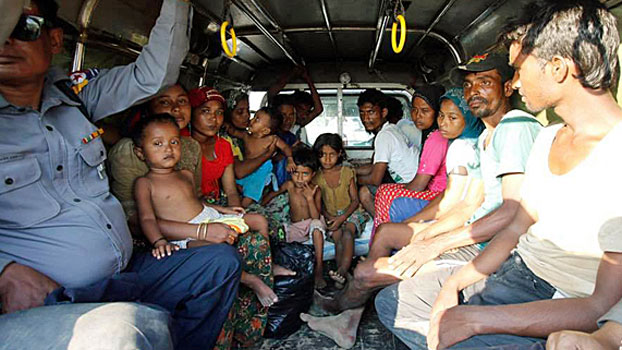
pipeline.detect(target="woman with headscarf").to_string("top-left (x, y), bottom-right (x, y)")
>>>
top-left (371, 85), bottom-right (447, 238)
top-left (189, 86), bottom-right (280, 350)
top-left (379, 87), bottom-right (484, 237)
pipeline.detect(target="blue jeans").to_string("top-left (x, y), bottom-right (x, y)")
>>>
top-left (376, 253), bottom-right (553, 350)
top-left (389, 197), bottom-right (430, 223)
top-left (0, 302), bottom-right (173, 350)
top-left (41, 244), bottom-right (241, 350)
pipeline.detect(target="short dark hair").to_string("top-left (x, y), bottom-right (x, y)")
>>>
top-left (132, 113), bottom-right (179, 147)
top-left (257, 107), bottom-right (282, 135)
top-left (313, 133), bottom-right (345, 166)
top-left (385, 96), bottom-right (404, 124)
top-left (292, 90), bottom-right (313, 107)
top-left (271, 94), bottom-right (295, 110)
top-left (357, 89), bottom-right (387, 109)
top-left (502, 0), bottom-right (619, 89)
top-left (32, 0), bottom-right (60, 28)
top-left (292, 145), bottom-right (320, 172)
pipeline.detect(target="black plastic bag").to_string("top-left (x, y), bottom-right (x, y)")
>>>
top-left (263, 241), bottom-right (315, 339)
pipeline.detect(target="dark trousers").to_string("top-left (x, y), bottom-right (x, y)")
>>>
top-left (49, 244), bottom-right (242, 350)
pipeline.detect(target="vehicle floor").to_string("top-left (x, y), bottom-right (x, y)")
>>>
top-left (255, 301), bottom-right (411, 350)
top-left (254, 259), bottom-right (411, 350)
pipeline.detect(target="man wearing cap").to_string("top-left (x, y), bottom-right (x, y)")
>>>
top-left (301, 52), bottom-right (541, 349)
top-left (0, 0), bottom-right (241, 349)
top-left (371, 51), bottom-right (541, 348)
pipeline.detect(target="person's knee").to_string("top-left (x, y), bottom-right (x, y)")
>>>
top-left (375, 286), bottom-right (398, 327)
top-left (195, 244), bottom-right (242, 277)
top-left (359, 186), bottom-right (370, 200)
top-left (353, 261), bottom-right (376, 289)
top-left (375, 224), bottom-right (389, 240)
top-left (69, 303), bottom-right (173, 350)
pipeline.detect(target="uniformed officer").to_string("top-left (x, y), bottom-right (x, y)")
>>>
top-left (0, 1), bottom-right (241, 349)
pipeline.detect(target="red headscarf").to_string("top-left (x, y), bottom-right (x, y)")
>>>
top-left (188, 86), bottom-right (225, 108)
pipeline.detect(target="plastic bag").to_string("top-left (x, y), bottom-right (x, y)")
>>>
top-left (263, 241), bottom-right (315, 339)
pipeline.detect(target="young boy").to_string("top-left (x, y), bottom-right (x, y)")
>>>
top-left (229, 107), bottom-right (296, 207)
top-left (132, 113), bottom-right (280, 306)
top-left (261, 147), bottom-right (328, 289)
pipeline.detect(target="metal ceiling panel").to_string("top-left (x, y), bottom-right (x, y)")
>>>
top-left (88, 0), bottom-right (161, 46)
top-left (459, 0), bottom-right (533, 57)
top-left (258, 0), bottom-right (325, 28)
top-left (325, 0), bottom-right (381, 27)
top-left (402, 0), bottom-right (443, 32)
top-left (284, 33), bottom-right (335, 61)
top-left (332, 32), bottom-right (377, 60)
top-left (240, 34), bottom-right (288, 61)
top-left (435, 0), bottom-right (500, 38)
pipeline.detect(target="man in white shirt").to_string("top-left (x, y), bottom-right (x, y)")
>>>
top-left (356, 89), bottom-right (419, 215)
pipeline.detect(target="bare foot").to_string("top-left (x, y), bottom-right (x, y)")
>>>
top-left (313, 289), bottom-right (340, 313)
top-left (328, 270), bottom-right (346, 289)
top-left (273, 264), bottom-right (296, 276)
top-left (243, 273), bottom-right (278, 307)
top-left (300, 307), bottom-right (364, 349)
top-left (315, 272), bottom-right (327, 290)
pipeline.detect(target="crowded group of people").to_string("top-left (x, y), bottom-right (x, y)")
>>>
top-left (1, 0), bottom-right (621, 349)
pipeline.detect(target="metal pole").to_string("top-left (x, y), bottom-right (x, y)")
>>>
top-left (72, 0), bottom-right (100, 72)
top-left (413, 0), bottom-right (458, 48)
top-left (231, 0), bottom-right (301, 66)
top-left (319, 0), bottom-right (338, 58)
top-left (368, 0), bottom-right (390, 71)
top-left (236, 26), bottom-right (463, 65)
top-left (337, 85), bottom-right (344, 139)
top-left (454, 0), bottom-right (508, 40)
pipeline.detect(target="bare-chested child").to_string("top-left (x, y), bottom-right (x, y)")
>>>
top-left (261, 147), bottom-right (328, 289)
top-left (227, 107), bottom-right (296, 207)
top-left (132, 113), bottom-right (288, 306)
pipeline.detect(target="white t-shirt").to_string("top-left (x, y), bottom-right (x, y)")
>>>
top-left (373, 122), bottom-right (420, 183)
top-left (517, 123), bottom-right (622, 298)
top-left (445, 138), bottom-right (478, 175)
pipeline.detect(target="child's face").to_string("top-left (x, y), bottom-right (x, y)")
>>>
top-left (136, 122), bottom-right (181, 170)
top-left (292, 165), bottom-right (315, 188)
top-left (319, 145), bottom-right (340, 170)
top-left (248, 110), bottom-right (271, 136)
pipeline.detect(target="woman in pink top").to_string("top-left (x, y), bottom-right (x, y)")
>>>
top-left (372, 85), bottom-right (449, 236)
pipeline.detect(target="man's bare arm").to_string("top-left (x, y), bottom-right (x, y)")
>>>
top-left (357, 162), bottom-right (388, 186)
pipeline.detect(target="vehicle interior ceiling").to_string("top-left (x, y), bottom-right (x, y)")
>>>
top-left (54, 0), bottom-right (622, 142)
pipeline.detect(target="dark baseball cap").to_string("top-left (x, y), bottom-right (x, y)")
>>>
top-left (450, 52), bottom-right (515, 85)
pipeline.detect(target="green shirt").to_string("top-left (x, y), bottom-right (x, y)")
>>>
top-left (468, 109), bottom-right (542, 224)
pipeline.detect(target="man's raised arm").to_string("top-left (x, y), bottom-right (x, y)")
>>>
top-left (80, 0), bottom-right (192, 121)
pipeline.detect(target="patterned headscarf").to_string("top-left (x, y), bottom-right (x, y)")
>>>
top-left (222, 89), bottom-right (249, 110)
top-left (188, 86), bottom-right (225, 108)
top-left (440, 87), bottom-right (484, 140)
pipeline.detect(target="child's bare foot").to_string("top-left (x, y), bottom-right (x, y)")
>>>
top-left (243, 273), bottom-right (278, 307)
top-left (315, 272), bottom-right (327, 289)
top-left (328, 270), bottom-right (346, 289)
top-left (254, 281), bottom-right (279, 307)
top-left (273, 264), bottom-right (296, 276)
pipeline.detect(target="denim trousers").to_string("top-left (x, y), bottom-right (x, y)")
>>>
top-left (0, 244), bottom-right (242, 350)
top-left (389, 197), bottom-right (430, 223)
top-left (375, 252), bottom-right (554, 350)
top-left (0, 302), bottom-right (173, 350)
